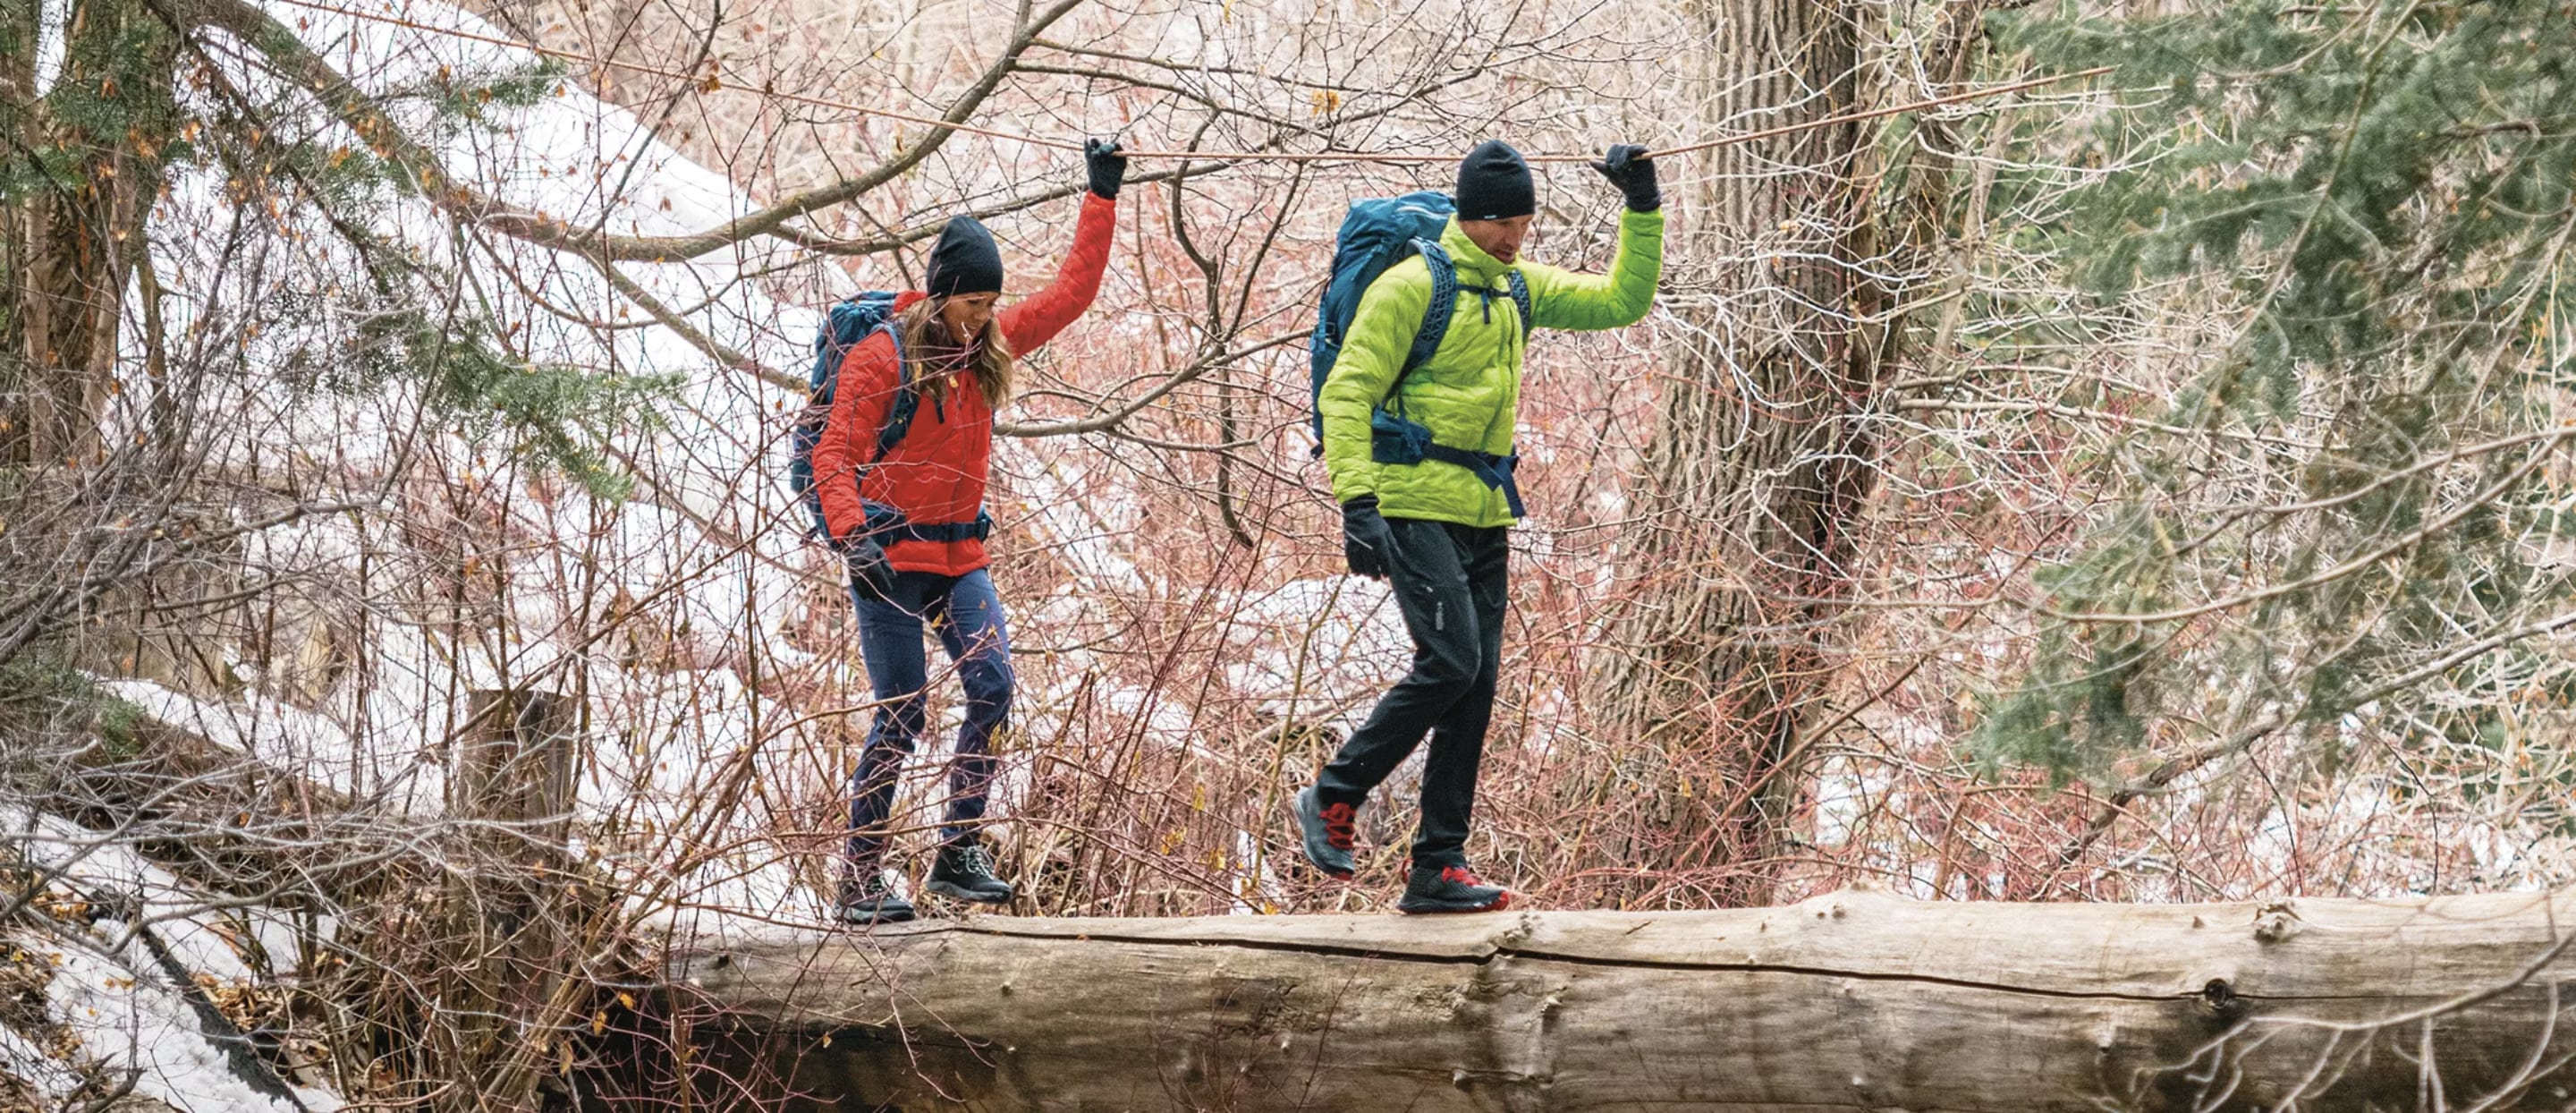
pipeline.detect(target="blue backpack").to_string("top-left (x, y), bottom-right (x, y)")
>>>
top-left (1307, 191), bottom-right (1532, 456)
top-left (786, 292), bottom-right (917, 538)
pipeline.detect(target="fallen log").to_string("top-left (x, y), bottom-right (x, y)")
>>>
top-left (653, 887), bottom-right (2576, 1111)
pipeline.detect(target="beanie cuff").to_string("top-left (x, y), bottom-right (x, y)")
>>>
top-left (928, 269), bottom-right (1004, 298)
top-left (1458, 199), bottom-right (1536, 222)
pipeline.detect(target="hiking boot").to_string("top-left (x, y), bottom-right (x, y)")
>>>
top-left (1396, 861), bottom-right (1513, 914)
top-left (836, 870), bottom-right (916, 925)
top-left (924, 841), bottom-right (1014, 905)
top-left (1292, 786), bottom-right (1357, 879)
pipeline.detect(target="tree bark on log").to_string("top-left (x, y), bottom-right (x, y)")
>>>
top-left (648, 887), bottom-right (2576, 1112)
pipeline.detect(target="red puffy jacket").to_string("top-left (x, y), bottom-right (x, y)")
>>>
top-left (810, 191), bottom-right (1115, 577)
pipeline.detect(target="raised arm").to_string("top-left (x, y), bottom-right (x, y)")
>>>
top-left (1527, 144), bottom-right (1665, 332)
top-left (996, 193), bottom-right (1117, 353)
top-left (1318, 259), bottom-right (1433, 502)
top-left (1524, 207), bottom-right (1665, 332)
top-left (997, 140), bottom-right (1126, 354)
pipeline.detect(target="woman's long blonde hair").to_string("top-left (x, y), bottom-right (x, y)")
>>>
top-left (897, 296), bottom-right (1014, 409)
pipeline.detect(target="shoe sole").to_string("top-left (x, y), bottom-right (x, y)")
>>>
top-left (923, 880), bottom-right (1013, 905)
top-left (1397, 891), bottom-right (1514, 915)
top-left (839, 907), bottom-right (918, 924)
top-left (1292, 788), bottom-right (1356, 879)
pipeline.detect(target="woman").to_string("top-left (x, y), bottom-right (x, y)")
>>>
top-left (810, 139), bottom-right (1125, 924)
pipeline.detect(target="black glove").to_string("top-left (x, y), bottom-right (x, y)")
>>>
top-left (1591, 143), bottom-right (1659, 212)
top-left (1342, 496), bottom-right (1395, 580)
top-left (1084, 138), bottom-right (1128, 200)
top-left (840, 535), bottom-right (897, 602)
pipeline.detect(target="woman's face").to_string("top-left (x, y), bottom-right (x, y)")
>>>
top-left (939, 293), bottom-right (1000, 345)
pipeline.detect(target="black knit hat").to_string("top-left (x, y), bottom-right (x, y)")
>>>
top-left (1454, 140), bottom-right (1535, 222)
top-left (925, 216), bottom-right (1004, 297)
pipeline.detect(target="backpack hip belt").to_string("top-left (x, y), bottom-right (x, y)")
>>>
top-left (861, 502), bottom-right (995, 545)
top-left (1368, 407), bottom-right (1526, 518)
top-left (1419, 444), bottom-right (1525, 519)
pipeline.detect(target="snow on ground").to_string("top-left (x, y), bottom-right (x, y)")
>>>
top-left (0, 1022), bottom-right (87, 1099)
top-left (38, 943), bottom-right (335, 1112)
top-left (115, 0), bottom-right (839, 873)
top-left (97, 679), bottom-right (431, 809)
top-left (4, 811), bottom-right (337, 1111)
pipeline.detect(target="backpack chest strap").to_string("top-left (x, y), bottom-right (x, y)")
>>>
top-left (1403, 242), bottom-right (1536, 375)
top-left (1455, 269), bottom-right (1533, 332)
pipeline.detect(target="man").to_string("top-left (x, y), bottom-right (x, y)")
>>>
top-left (1294, 139), bottom-right (1664, 913)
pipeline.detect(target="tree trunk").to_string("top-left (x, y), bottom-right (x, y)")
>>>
top-left (442, 687), bottom-right (582, 1112)
top-left (0, 0), bottom-right (175, 468)
top-left (646, 888), bottom-right (2576, 1112)
top-left (1591, 0), bottom-right (1978, 905)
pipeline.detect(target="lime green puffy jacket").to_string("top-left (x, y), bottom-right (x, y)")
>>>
top-left (1319, 208), bottom-right (1664, 527)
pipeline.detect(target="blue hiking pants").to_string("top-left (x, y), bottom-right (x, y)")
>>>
top-left (843, 568), bottom-right (1014, 871)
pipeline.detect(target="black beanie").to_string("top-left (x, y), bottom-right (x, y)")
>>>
top-left (1454, 140), bottom-right (1535, 222)
top-left (925, 216), bottom-right (1004, 298)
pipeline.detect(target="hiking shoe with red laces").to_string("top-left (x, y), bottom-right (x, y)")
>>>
top-left (1292, 786), bottom-right (1357, 879)
top-left (1397, 861), bottom-right (1513, 914)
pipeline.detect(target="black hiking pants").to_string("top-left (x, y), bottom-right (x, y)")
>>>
top-left (1315, 516), bottom-right (1508, 867)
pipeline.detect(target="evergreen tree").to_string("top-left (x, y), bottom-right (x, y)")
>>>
top-left (0, 0), bottom-right (659, 489)
top-left (1975, 0), bottom-right (2576, 811)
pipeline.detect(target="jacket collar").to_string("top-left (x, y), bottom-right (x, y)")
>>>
top-left (1439, 217), bottom-right (1513, 284)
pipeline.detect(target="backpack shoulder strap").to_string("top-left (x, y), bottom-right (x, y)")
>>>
top-left (870, 323), bottom-right (916, 464)
top-left (1399, 238), bottom-right (1459, 379)
top-left (1504, 269), bottom-right (1533, 339)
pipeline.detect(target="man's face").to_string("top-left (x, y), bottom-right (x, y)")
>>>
top-left (939, 292), bottom-right (1000, 344)
top-left (1458, 215), bottom-right (1534, 265)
